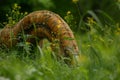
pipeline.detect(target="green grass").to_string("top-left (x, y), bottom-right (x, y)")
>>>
top-left (0, 28), bottom-right (120, 80)
top-left (0, 3), bottom-right (120, 80)
top-left (0, 44), bottom-right (88, 80)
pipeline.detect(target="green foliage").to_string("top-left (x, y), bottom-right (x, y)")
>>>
top-left (70, 0), bottom-right (120, 32)
top-left (0, 1), bottom-right (120, 80)
top-left (3, 3), bottom-right (28, 26)
top-left (64, 11), bottom-right (77, 30)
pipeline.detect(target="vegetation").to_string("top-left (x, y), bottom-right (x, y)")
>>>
top-left (0, 0), bottom-right (120, 80)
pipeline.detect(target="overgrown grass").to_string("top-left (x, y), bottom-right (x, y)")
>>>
top-left (0, 28), bottom-right (120, 80)
top-left (0, 3), bottom-right (120, 80)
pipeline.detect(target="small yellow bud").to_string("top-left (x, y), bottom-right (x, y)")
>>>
top-left (14, 3), bottom-right (18, 9)
top-left (25, 42), bottom-right (31, 45)
top-left (24, 12), bottom-right (28, 15)
top-left (72, 0), bottom-right (79, 4)
top-left (67, 11), bottom-right (71, 15)
top-left (87, 17), bottom-right (96, 24)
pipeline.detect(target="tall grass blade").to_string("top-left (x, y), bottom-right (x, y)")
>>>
top-left (97, 10), bottom-right (115, 24)
top-left (87, 10), bottom-right (103, 26)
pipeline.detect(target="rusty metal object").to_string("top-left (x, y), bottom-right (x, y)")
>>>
top-left (0, 10), bottom-right (80, 64)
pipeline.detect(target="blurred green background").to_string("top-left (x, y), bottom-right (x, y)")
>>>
top-left (0, 0), bottom-right (120, 29)
top-left (0, 1), bottom-right (120, 80)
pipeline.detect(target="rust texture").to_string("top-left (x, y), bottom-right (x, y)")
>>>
top-left (0, 10), bottom-right (79, 64)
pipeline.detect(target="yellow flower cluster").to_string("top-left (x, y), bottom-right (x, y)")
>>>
top-left (72, 0), bottom-right (79, 4)
top-left (25, 42), bottom-right (31, 45)
top-left (13, 3), bottom-right (21, 10)
top-left (64, 11), bottom-right (75, 27)
top-left (87, 17), bottom-right (96, 25)
top-left (4, 3), bottom-right (28, 26)
top-left (67, 11), bottom-right (71, 15)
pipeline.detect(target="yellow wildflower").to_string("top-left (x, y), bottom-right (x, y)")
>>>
top-left (25, 42), bottom-right (31, 45)
top-left (72, 0), bottom-right (79, 4)
top-left (67, 11), bottom-right (71, 15)
top-left (24, 12), bottom-right (28, 15)
top-left (87, 17), bottom-right (96, 24)
top-left (14, 3), bottom-right (18, 9)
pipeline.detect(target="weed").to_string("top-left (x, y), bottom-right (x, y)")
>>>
top-left (0, 3), bottom-right (120, 80)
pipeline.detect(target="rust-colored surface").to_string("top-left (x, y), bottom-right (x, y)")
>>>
top-left (0, 10), bottom-right (80, 64)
